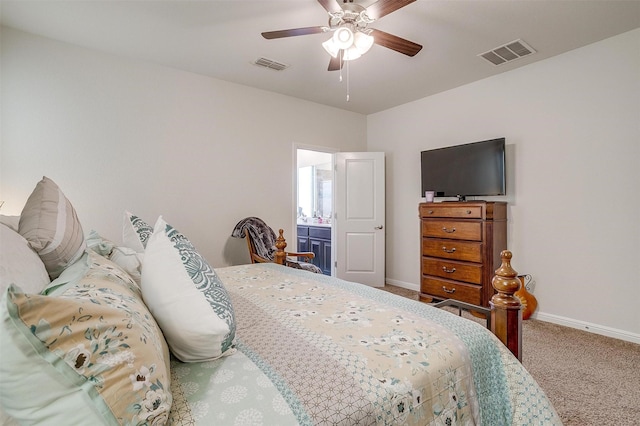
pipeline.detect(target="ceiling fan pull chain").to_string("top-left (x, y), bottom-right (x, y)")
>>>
top-left (346, 59), bottom-right (350, 102)
top-left (339, 50), bottom-right (343, 83)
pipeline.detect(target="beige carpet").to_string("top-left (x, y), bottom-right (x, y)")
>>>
top-left (380, 285), bottom-right (640, 425)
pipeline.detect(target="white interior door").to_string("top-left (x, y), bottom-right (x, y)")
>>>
top-left (335, 152), bottom-right (385, 287)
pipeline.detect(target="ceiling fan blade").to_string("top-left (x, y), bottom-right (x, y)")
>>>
top-left (328, 55), bottom-right (344, 71)
top-left (370, 28), bottom-right (422, 56)
top-left (366, 0), bottom-right (417, 20)
top-left (317, 0), bottom-right (343, 14)
top-left (262, 26), bottom-right (328, 39)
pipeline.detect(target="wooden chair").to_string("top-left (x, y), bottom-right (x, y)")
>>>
top-left (232, 217), bottom-right (322, 274)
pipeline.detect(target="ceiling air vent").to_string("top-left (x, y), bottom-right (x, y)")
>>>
top-left (479, 39), bottom-right (536, 66)
top-left (253, 57), bottom-right (289, 71)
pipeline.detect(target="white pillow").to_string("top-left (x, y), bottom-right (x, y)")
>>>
top-left (122, 211), bottom-right (153, 253)
top-left (0, 224), bottom-right (50, 295)
top-left (0, 215), bottom-right (19, 232)
top-left (141, 216), bottom-right (236, 362)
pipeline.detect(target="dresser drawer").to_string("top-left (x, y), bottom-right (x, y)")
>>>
top-left (421, 276), bottom-right (482, 305)
top-left (422, 239), bottom-right (482, 263)
top-left (422, 258), bottom-right (482, 284)
top-left (420, 204), bottom-right (483, 219)
top-left (422, 220), bottom-right (482, 241)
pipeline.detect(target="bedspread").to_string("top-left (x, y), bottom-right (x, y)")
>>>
top-left (169, 263), bottom-right (561, 426)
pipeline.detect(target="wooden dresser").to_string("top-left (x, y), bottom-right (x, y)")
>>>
top-left (419, 201), bottom-right (507, 307)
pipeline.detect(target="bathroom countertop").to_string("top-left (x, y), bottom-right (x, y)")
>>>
top-left (296, 220), bottom-right (332, 228)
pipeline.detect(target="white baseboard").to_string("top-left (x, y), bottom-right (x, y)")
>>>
top-left (533, 312), bottom-right (640, 344)
top-left (385, 278), bottom-right (420, 292)
top-left (384, 278), bottom-right (639, 344)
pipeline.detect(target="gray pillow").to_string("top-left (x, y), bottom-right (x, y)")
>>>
top-left (18, 177), bottom-right (86, 279)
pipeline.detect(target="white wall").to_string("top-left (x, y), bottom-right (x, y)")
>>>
top-left (2, 26), bottom-right (638, 342)
top-left (368, 29), bottom-right (640, 341)
top-left (0, 27), bottom-right (367, 267)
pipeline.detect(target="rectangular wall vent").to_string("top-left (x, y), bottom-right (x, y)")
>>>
top-left (254, 57), bottom-right (289, 71)
top-left (479, 39), bottom-right (536, 66)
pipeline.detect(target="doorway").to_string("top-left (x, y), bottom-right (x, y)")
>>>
top-left (295, 147), bottom-right (386, 286)
top-left (296, 148), bottom-right (334, 276)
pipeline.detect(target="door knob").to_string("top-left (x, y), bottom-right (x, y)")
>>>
top-left (374, 225), bottom-right (384, 230)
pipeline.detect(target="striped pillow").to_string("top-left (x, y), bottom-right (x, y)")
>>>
top-left (18, 177), bottom-right (86, 279)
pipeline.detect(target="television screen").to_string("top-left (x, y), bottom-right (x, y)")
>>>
top-left (421, 138), bottom-right (505, 199)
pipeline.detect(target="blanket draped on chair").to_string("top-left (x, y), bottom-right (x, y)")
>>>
top-left (231, 217), bottom-right (322, 274)
top-left (231, 217), bottom-right (277, 262)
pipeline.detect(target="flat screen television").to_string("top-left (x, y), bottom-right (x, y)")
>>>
top-left (421, 138), bottom-right (506, 201)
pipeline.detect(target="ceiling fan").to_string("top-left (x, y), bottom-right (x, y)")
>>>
top-left (261, 0), bottom-right (422, 71)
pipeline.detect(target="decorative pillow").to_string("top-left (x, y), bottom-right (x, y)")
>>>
top-left (18, 176), bottom-right (86, 279)
top-left (109, 246), bottom-right (144, 285)
top-left (86, 229), bottom-right (115, 257)
top-left (0, 252), bottom-right (172, 425)
top-left (141, 216), bottom-right (236, 362)
top-left (87, 229), bottom-right (143, 285)
top-left (0, 224), bottom-right (50, 295)
top-left (123, 211), bottom-right (153, 253)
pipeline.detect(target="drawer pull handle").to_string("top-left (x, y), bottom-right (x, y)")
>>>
top-left (442, 246), bottom-right (456, 253)
top-left (442, 227), bottom-right (456, 233)
top-left (428, 210), bottom-right (434, 214)
top-left (442, 266), bottom-right (457, 273)
top-left (442, 286), bottom-right (456, 294)
top-left (466, 210), bottom-right (472, 215)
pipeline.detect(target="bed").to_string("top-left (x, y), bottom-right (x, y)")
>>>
top-left (0, 177), bottom-right (561, 425)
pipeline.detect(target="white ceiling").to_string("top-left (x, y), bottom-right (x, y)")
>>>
top-left (1, 0), bottom-right (639, 115)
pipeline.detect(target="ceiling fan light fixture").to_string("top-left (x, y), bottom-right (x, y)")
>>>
top-left (322, 38), bottom-right (340, 57)
top-left (262, 0), bottom-right (423, 78)
top-left (353, 31), bottom-right (374, 54)
top-left (333, 26), bottom-right (354, 49)
top-left (343, 46), bottom-right (362, 61)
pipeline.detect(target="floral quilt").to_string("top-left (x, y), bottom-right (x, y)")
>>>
top-left (169, 263), bottom-right (561, 426)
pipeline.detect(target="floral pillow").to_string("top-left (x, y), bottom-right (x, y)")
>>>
top-left (0, 251), bottom-right (172, 425)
